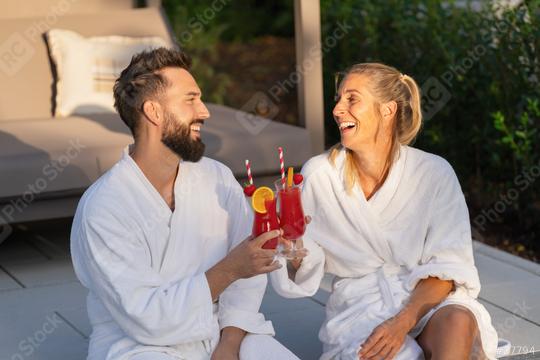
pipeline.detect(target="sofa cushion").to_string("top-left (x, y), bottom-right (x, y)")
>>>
top-left (0, 104), bottom-right (312, 199)
top-left (0, 113), bottom-right (132, 199)
top-left (203, 104), bottom-right (312, 176)
top-left (46, 29), bottom-right (169, 116)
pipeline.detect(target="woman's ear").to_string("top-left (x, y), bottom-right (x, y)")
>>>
top-left (380, 101), bottom-right (398, 122)
top-left (142, 100), bottom-right (162, 127)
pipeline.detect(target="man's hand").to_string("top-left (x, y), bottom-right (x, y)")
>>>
top-left (358, 314), bottom-right (414, 360)
top-left (224, 230), bottom-right (283, 279)
top-left (206, 230), bottom-right (282, 300)
top-left (211, 327), bottom-right (246, 360)
top-left (211, 341), bottom-right (239, 360)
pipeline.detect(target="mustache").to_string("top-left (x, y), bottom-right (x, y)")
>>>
top-left (190, 119), bottom-right (205, 126)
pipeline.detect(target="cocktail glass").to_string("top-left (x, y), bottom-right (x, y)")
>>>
top-left (274, 179), bottom-right (306, 259)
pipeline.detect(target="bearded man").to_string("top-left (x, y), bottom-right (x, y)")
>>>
top-left (70, 48), bottom-right (299, 360)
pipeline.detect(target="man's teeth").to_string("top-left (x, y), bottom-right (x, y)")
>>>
top-left (339, 122), bottom-right (356, 130)
top-left (190, 125), bottom-right (201, 132)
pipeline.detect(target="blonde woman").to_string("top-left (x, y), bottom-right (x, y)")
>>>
top-left (270, 63), bottom-right (498, 359)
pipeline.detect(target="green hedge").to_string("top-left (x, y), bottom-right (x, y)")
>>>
top-left (321, 0), bottom-right (539, 254)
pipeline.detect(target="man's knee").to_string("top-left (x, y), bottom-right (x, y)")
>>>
top-left (240, 334), bottom-right (299, 360)
top-left (130, 352), bottom-right (176, 360)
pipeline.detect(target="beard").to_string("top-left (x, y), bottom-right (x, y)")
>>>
top-left (161, 111), bottom-right (206, 162)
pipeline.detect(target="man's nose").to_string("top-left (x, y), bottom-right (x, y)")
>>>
top-left (198, 102), bottom-right (210, 119)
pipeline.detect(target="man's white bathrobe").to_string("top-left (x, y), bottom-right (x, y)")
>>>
top-left (71, 148), bottom-right (295, 360)
top-left (270, 145), bottom-right (498, 360)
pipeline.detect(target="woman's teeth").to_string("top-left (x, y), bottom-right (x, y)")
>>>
top-left (339, 122), bottom-right (356, 130)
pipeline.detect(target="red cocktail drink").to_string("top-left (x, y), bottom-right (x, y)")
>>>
top-left (278, 187), bottom-right (305, 240)
top-left (252, 198), bottom-right (279, 249)
top-left (274, 179), bottom-right (306, 259)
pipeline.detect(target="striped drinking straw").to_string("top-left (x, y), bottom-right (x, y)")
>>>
top-left (278, 147), bottom-right (285, 187)
top-left (245, 159), bottom-right (253, 185)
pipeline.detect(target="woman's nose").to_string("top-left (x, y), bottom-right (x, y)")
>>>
top-left (333, 103), bottom-right (347, 118)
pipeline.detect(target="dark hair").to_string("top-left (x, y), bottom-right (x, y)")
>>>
top-left (113, 47), bottom-right (192, 137)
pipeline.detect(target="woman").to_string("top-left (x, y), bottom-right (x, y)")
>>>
top-left (270, 63), bottom-right (498, 359)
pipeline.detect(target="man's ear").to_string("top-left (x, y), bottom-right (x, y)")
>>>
top-left (141, 100), bottom-right (162, 127)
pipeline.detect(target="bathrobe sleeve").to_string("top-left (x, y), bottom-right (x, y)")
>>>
top-left (406, 161), bottom-right (481, 297)
top-left (217, 176), bottom-right (275, 335)
top-left (269, 162), bottom-right (326, 298)
top-left (73, 212), bottom-right (215, 346)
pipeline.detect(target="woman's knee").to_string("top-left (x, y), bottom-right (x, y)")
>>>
top-left (418, 306), bottom-right (478, 347)
top-left (439, 306), bottom-right (478, 335)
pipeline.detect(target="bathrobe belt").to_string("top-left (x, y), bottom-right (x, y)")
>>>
top-left (333, 264), bottom-right (406, 311)
top-left (375, 265), bottom-right (404, 310)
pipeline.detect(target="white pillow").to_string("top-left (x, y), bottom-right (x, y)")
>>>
top-left (46, 29), bottom-right (169, 117)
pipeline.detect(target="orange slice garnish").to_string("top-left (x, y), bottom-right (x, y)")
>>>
top-left (251, 186), bottom-right (274, 213)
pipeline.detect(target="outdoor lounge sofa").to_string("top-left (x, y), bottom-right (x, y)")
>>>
top-left (0, 1), bottom-right (312, 224)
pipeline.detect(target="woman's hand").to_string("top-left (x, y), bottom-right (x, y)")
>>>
top-left (358, 277), bottom-right (453, 359)
top-left (358, 313), bottom-right (414, 360)
top-left (283, 216), bottom-right (311, 270)
top-left (289, 237), bottom-right (305, 270)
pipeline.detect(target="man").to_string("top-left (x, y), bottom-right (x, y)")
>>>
top-left (70, 48), bottom-right (299, 360)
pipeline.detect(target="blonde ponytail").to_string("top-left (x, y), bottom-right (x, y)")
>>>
top-left (399, 74), bottom-right (422, 145)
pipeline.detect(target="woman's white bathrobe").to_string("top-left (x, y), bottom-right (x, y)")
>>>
top-left (71, 148), bottom-right (282, 360)
top-left (270, 145), bottom-right (498, 360)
